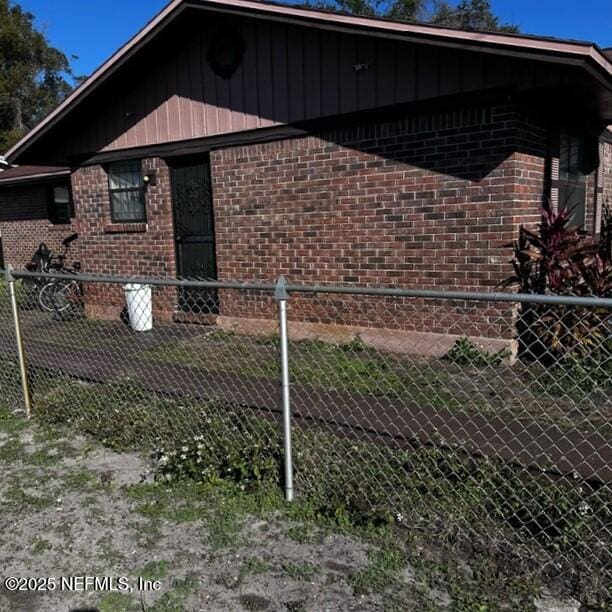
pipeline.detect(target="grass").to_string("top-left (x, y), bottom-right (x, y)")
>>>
top-left (1, 404), bottom-right (605, 610)
top-left (148, 576), bottom-right (198, 612)
top-left (240, 556), bottom-right (270, 578)
top-left (349, 547), bottom-right (406, 594)
top-left (120, 476), bottom-right (554, 610)
top-left (0, 317), bottom-right (609, 607)
top-left (285, 524), bottom-right (319, 544)
top-left (140, 331), bottom-right (610, 432)
top-left (30, 537), bottom-right (52, 555)
top-left (282, 561), bottom-right (320, 582)
top-left (0, 405), bottom-right (29, 435)
top-left (27, 371), bottom-right (611, 577)
top-left (4, 482), bottom-right (55, 512)
top-left (126, 480), bottom-right (209, 523)
top-left (98, 592), bottom-right (137, 612)
top-left (0, 436), bottom-right (27, 462)
top-left (139, 559), bottom-right (171, 582)
top-left (62, 468), bottom-right (101, 492)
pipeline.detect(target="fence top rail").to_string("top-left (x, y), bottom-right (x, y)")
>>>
top-left (5, 268), bottom-right (612, 308)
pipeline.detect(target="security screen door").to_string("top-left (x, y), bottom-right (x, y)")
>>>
top-left (170, 156), bottom-right (218, 313)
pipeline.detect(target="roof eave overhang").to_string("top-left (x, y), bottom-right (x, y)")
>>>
top-left (5, 0), bottom-right (187, 164)
top-left (5, 0), bottom-right (612, 164)
top-left (187, 0), bottom-right (612, 78)
top-left (0, 169), bottom-right (71, 186)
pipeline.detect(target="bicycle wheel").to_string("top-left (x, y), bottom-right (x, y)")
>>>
top-left (39, 281), bottom-right (75, 313)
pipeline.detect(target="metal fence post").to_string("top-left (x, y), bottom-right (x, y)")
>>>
top-left (5, 265), bottom-right (32, 419)
top-left (275, 275), bottom-right (294, 502)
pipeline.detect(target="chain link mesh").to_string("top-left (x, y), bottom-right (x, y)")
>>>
top-left (0, 269), bottom-right (609, 596)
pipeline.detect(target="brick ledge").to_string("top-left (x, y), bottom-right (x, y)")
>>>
top-left (103, 222), bottom-right (147, 234)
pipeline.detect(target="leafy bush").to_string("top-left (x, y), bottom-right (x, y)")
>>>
top-left (154, 416), bottom-right (281, 486)
top-left (504, 204), bottom-right (612, 298)
top-left (503, 204), bottom-right (611, 377)
top-left (446, 337), bottom-right (510, 367)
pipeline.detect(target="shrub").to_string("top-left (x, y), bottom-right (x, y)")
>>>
top-left (446, 337), bottom-right (510, 367)
top-left (154, 415), bottom-right (281, 486)
top-left (503, 204), bottom-right (612, 298)
top-left (503, 204), bottom-right (611, 370)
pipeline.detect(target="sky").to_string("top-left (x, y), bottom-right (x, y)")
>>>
top-left (15, 0), bottom-right (612, 81)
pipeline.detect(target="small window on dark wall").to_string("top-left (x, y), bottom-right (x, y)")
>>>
top-left (558, 131), bottom-right (591, 228)
top-left (108, 160), bottom-right (146, 222)
top-left (47, 185), bottom-right (72, 224)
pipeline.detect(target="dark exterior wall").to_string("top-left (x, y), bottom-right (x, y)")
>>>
top-left (0, 182), bottom-right (76, 268)
top-left (58, 13), bottom-right (570, 160)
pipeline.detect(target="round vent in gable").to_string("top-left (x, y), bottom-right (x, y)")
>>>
top-left (207, 24), bottom-right (245, 79)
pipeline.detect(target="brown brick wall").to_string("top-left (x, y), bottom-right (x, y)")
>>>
top-left (212, 105), bottom-right (545, 289)
top-left (210, 104), bottom-right (546, 335)
top-left (0, 182), bottom-right (76, 269)
top-left (19, 103), bottom-right (556, 341)
top-left (70, 157), bottom-right (177, 320)
top-left (603, 140), bottom-right (612, 218)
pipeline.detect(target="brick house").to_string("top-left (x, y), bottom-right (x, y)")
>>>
top-left (0, 165), bottom-right (71, 268)
top-left (2, 0), bottom-right (611, 345)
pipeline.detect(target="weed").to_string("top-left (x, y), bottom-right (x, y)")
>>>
top-left (63, 469), bottom-right (100, 492)
top-left (126, 481), bottom-right (206, 523)
top-left (285, 524), bottom-right (318, 544)
top-left (349, 547), bottom-right (405, 594)
top-left (206, 510), bottom-right (242, 550)
top-left (282, 562), bottom-right (320, 582)
top-left (446, 337), bottom-right (510, 367)
top-left (240, 556), bottom-right (270, 578)
top-left (0, 437), bottom-right (26, 462)
top-left (0, 406), bottom-right (27, 434)
top-left (208, 329), bottom-right (236, 342)
top-left (30, 537), bottom-right (52, 555)
top-left (139, 559), bottom-right (170, 581)
top-left (98, 592), bottom-right (137, 612)
top-left (149, 576), bottom-right (198, 612)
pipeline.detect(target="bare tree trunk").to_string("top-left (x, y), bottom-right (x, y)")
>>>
top-left (12, 96), bottom-right (24, 132)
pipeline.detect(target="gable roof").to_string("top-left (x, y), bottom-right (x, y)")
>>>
top-left (6, 0), bottom-right (612, 164)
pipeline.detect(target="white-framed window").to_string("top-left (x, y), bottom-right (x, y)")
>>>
top-left (108, 160), bottom-right (146, 222)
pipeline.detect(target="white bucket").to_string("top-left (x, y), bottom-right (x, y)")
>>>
top-left (124, 283), bottom-right (153, 332)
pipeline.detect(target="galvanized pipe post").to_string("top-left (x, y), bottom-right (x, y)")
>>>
top-left (6, 265), bottom-right (32, 419)
top-left (275, 275), bottom-right (294, 502)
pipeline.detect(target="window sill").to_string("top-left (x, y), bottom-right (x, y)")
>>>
top-left (104, 222), bottom-right (147, 234)
top-left (47, 221), bottom-right (75, 229)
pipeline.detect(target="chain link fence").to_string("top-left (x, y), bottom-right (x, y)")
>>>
top-left (1, 267), bottom-right (610, 598)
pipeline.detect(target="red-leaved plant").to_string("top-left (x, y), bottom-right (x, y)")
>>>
top-left (503, 203), bottom-right (612, 298)
top-left (503, 203), bottom-right (612, 363)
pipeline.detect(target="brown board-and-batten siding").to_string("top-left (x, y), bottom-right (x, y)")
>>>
top-left (60, 14), bottom-right (568, 160)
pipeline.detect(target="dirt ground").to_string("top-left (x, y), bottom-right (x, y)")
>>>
top-left (0, 408), bottom-right (582, 612)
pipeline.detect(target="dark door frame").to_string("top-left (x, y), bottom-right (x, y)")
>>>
top-left (168, 154), bottom-right (218, 313)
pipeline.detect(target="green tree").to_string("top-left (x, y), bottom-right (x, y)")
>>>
top-left (306, 0), bottom-right (518, 32)
top-left (430, 0), bottom-right (519, 33)
top-left (0, 0), bottom-right (75, 153)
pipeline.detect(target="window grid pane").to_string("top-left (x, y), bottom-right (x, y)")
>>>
top-left (558, 132), bottom-right (587, 227)
top-left (111, 190), bottom-right (145, 221)
top-left (109, 161), bottom-right (143, 190)
top-left (108, 160), bottom-right (146, 222)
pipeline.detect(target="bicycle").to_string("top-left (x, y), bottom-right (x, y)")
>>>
top-left (25, 233), bottom-right (82, 314)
